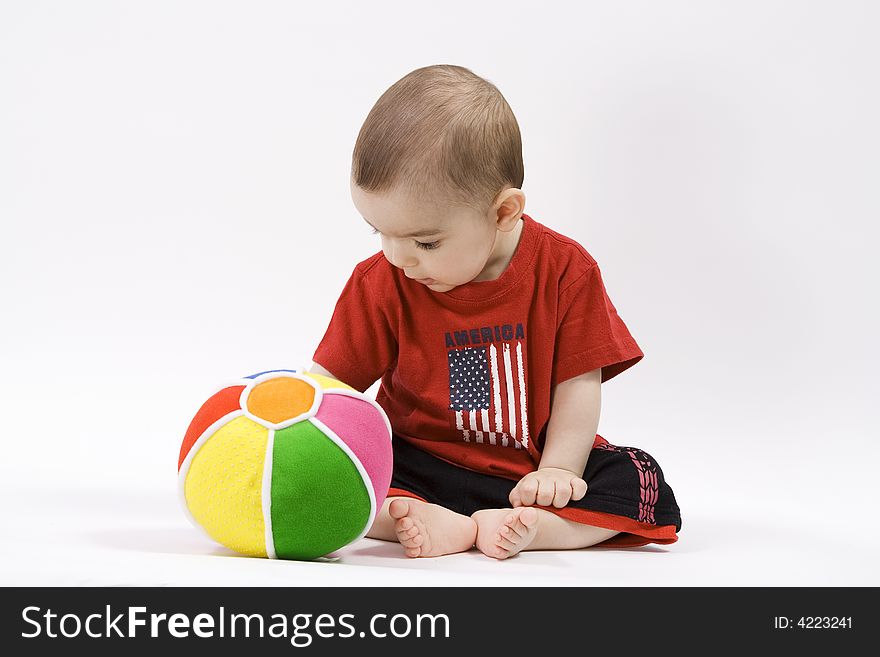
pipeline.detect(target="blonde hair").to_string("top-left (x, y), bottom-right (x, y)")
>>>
top-left (351, 64), bottom-right (524, 212)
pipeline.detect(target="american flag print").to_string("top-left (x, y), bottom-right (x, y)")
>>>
top-left (447, 339), bottom-right (530, 450)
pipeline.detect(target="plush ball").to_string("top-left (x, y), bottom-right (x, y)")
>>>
top-left (177, 368), bottom-right (393, 560)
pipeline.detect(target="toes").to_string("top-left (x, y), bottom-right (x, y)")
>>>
top-left (389, 498), bottom-right (410, 520)
top-left (503, 518), bottom-right (528, 539)
top-left (508, 507), bottom-right (538, 535)
top-left (404, 546), bottom-right (421, 558)
top-left (519, 507), bottom-right (538, 528)
top-left (505, 506), bottom-right (538, 538)
top-left (496, 508), bottom-right (538, 549)
top-left (495, 533), bottom-right (518, 551)
top-left (395, 516), bottom-right (414, 532)
top-left (492, 546), bottom-right (511, 559)
top-left (396, 525), bottom-right (423, 547)
top-left (401, 524), bottom-right (419, 539)
top-left (500, 524), bottom-right (524, 542)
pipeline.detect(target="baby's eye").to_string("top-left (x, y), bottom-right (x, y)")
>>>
top-left (371, 227), bottom-right (439, 251)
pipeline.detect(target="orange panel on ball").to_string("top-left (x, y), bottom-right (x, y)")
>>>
top-left (247, 376), bottom-right (315, 423)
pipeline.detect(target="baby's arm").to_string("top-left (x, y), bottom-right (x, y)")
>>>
top-left (309, 362), bottom-right (359, 390)
top-left (508, 367), bottom-right (602, 508)
top-left (308, 362), bottom-right (375, 393)
top-left (308, 362), bottom-right (339, 381)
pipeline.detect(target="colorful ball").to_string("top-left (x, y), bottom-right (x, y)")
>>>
top-left (177, 368), bottom-right (393, 560)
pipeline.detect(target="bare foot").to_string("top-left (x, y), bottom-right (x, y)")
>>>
top-left (388, 498), bottom-right (477, 558)
top-left (472, 507), bottom-right (539, 559)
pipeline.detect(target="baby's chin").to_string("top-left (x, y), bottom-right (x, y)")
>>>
top-left (425, 280), bottom-right (455, 291)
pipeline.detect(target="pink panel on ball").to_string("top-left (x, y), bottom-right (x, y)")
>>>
top-left (314, 393), bottom-right (393, 506)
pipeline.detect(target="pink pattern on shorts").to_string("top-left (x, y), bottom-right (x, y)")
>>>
top-left (594, 442), bottom-right (659, 524)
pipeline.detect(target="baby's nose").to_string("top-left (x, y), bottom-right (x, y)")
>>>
top-left (385, 246), bottom-right (417, 269)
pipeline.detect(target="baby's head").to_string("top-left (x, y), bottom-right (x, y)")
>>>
top-left (350, 65), bottom-right (526, 292)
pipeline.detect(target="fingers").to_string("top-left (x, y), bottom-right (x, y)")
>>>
top-left (508, 487), bottom-right (522, 507)
top-left (552, 477), bottom-right (587, 506)
top-left (551, 482), bottom-right (572, 508)
top-left (571, 477), bottom-right (588, 501)
top-left (511, 473), bottom-right (589, 509)
top-left (518, 477), bottom-right (539, 506)
top-left (535, 480), bottom-right (555, 507)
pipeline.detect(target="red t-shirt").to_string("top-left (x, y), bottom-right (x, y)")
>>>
top-left (312, 212), bottom-right (644, 482)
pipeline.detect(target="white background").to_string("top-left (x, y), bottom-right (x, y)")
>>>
top-left (1, 1), bottom-right (877, 586)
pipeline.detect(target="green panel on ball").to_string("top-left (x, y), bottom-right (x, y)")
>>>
top-left (269, 420), bottom-right (372, 560)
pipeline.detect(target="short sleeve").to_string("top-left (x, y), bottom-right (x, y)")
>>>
top-left (312, 264), bottom-right (398, 393)
top-left (552, 264), bottom-right (644, 386)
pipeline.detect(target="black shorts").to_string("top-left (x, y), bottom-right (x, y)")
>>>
top-left (388, 435), bottom-right (682, 547)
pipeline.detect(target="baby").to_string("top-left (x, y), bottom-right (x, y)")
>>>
top-left (310, 64), bottom-right (681, 559)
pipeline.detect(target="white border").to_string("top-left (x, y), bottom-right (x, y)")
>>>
top-left (307, 416), bottom-right (377, 545)
top-left (261, 428), bottom-right (277, 559)
top-left (310, 387), bottom-right (394, 446)
top-left (179, 368), bottom-right (393, 558)
top-left (309, 388), bottom-right (393, 542)
top-left (239, 371), bottom-right (324, 430)
top-left (177, 409), bottom-right (244, 542)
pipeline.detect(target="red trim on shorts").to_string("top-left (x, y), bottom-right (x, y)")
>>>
top-left (549, 506), bottom-right (679, 547)
top-left (387, 487), bottom-right (678, 548)
top-left (386, 487), bottom-right (429, 504)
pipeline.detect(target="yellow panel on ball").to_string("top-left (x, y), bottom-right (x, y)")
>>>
top-left (185, 415), bottom-right (269, 557)
top-left (247, 376), bottom-right (315, 424)
top-left (303, 371), bottom-right (355, 391)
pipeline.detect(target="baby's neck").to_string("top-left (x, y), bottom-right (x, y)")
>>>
top-left (472, 217), bottom-right (524, 282)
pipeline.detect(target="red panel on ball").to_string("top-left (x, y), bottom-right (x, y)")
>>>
top-left (178, 385), bottom-right (245, 470)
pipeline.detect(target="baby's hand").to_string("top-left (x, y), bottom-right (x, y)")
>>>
top-left (509, 468), bottom-right (588, 509)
